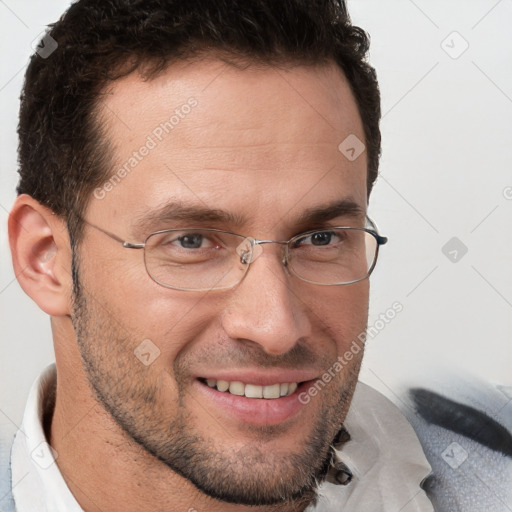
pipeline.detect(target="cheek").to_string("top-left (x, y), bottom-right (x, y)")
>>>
top-left (306, 281), bottom-right (369, 351)
top-left (82, 254), bottom-right (221, 362)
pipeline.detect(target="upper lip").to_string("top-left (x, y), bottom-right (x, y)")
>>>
top-left (197, 370), bottom-right (320, 386)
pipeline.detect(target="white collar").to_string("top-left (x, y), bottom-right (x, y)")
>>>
top-left (311, 381), bottom-right (434, 511)
top-left (11, 364), bottom-right (83, 512)
top-left (11, 364), bottom-right (433, 512)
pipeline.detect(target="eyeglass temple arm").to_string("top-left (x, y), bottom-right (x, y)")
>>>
top-left (365, 216), bottom-right (387, 246)
top-left (375, 234), bottom-right (388, 245)
top-left (82, 219), bottom-right (145, 249)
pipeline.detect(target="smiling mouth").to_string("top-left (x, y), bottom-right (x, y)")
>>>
top-left (199, 378), bottom-right (302, 399)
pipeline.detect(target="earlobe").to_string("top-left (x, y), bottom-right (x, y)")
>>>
top-left (8, 194), bottom-right (73, 316)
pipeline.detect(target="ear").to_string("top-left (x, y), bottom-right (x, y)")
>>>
top-left (8, 194), bottom-right (73, 316)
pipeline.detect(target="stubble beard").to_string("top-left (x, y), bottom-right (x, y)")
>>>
top-left (70, 261), bottom-right (362, 509)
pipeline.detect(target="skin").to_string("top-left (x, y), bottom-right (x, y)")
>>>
top-left (9, 58), bottom-right (370, 512)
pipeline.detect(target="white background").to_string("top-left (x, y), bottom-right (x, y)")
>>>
top-left (1, 0), bottom-right (511, 435)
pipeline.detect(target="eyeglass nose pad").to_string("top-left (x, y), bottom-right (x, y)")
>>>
top-left (236, 238), bottom-right (263, 264)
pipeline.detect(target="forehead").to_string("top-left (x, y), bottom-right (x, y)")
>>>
top-left (91, 59), bottom-right (368, 234)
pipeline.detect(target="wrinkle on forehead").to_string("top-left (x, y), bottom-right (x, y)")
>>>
top-left (88, 58), bottom-right (368, 234)
top-left (98, 58), bottom-right (364, 147)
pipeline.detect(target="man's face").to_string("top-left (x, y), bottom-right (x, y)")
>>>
top-left (73, 59), bottom-right (369, 505)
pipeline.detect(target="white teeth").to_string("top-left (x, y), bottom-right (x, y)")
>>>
top-left (217, 380), bottom-right (229, 392)
top-left (229, 381), bottom-right (245, 396)
top-left (288, 382), bottom-right (298, 395)
top-left (245, 384), bottom-right (263, 398)
top-left (263, 383), bottom-right (281, 399)
top-left (204, 379), bottom-right (300, 399)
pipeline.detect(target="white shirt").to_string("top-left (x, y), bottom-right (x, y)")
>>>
top-left (10, 365), bottom-right (434, 512)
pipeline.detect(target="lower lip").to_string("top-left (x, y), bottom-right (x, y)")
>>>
top-left (194, 380), bottom-right (312, 426)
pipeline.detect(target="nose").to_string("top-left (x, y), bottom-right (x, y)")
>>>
top-left (220, 247), bottom-right (312, 355)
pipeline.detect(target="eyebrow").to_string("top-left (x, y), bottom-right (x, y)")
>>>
top-left (132, 198), bottom-right (365, 236)
top-left (294, 199), bottom-right (365, 228)
top-left (132, 202), bottom-right (246, 235)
